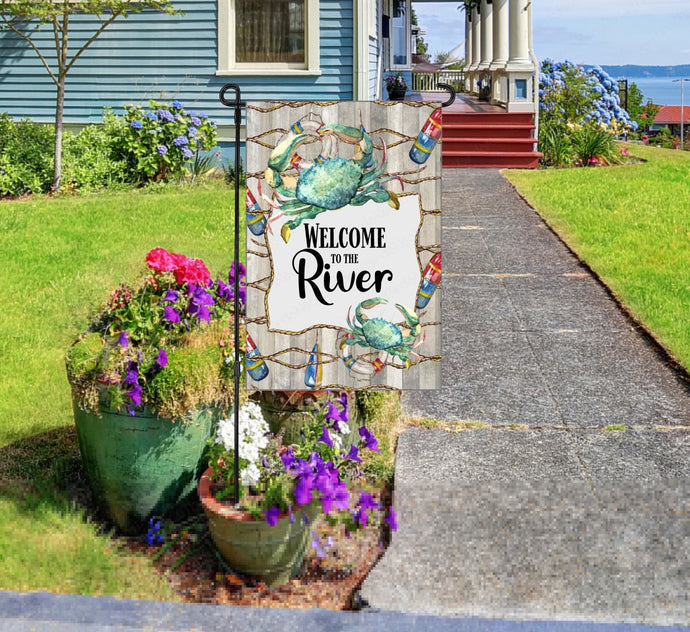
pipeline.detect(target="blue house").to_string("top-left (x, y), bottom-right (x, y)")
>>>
top-left (0, 0), bottom-right (416, 153)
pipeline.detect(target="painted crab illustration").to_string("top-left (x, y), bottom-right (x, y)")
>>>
top-left (264, 123), bottom-right (401, 242)
top-left (342, 297), bottom-right (422, 368)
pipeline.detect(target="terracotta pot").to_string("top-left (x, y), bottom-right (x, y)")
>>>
top-left (198, 469), bottom-right (319, 586)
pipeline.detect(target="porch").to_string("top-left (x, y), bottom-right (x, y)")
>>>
top-left (406, 90), bottom-right (542, 169)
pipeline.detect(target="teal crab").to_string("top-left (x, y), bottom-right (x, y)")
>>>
top-left (342, 297), bottom-right (422, 368)
top-left (264, 123), bottom-right (400, 242)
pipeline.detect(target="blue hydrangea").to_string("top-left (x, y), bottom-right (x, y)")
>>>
top-left (130, 120), bottom-right (143, 129)
top-left (182, 147), bottom-right (194, 159)
top-left (172, 100), bottom-right (184, 109)
top-left (157, 145), bottom-right (168, 156)
top-left (173, 135), bottom-right (189, 147)
top-left (158, 109), bottom-right (175, 123)
top-left (145, 112), bottom-right (158, 121)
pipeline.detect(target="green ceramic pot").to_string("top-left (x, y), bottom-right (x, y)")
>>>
top-left (199, 469), bottom-right (320, 587)
top-left (72, 401), bottom-right (216, 534)
top-left (254, 391), bottom-right (361, 452)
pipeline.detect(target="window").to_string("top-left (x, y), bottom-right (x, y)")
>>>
top-left (390, 0), bottom-right (409, 69)
top-left (218, 0), bottom-right (320, 75)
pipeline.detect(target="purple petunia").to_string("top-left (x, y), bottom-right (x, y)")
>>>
top-left (264, 505), bottom-right (281, 527)
top-left (163, 289), bottom-right (179, 303)
top-left (319, 426), bottom-right (333, 448)
top-left (164, 305), bottom-right (181, 323)
top-left (345, 444), bottom-right (362, 463)
top-left (156, 348), bottom-right (168, 369)
top-left (118, 331), bottom-right (129, 348)
top-left (385, 508), bottom-right (398, 531)
top-left (359, 426), bottom-right (379, 452)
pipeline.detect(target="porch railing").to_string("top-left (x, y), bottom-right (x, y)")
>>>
top-left (412, 70), bottom-right (465, 93)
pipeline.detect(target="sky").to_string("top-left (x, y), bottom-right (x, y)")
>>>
top-left (413, 0), bottom-right (690, 67)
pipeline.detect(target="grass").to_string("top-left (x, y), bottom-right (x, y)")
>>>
top-left (0, 179), bottom-right (241, 598)
top-left (505, 143), bottom-right (690, 371)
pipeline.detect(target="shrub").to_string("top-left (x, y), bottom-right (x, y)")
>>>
top-left (538, 60), bottom-right (637, 167)
top-left (0, 113), bottom-right (54, 196)
top-left (121, 100), bottom-right (218, 183)
top-left (63, 111), bottom-right (129, 191)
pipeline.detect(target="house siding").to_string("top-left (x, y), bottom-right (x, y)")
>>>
top-left (0, 0), bottom-right (354, 127)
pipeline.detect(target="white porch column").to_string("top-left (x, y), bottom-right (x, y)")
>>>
top-left (469, 6), bottom-right (481, 94)
top-left (464, 14), bottom-right (473, 92)
top-left (507, 0), bottom-right (531, 69)
top-left (490, 0), bottom-right (509, 69)
top-left (478, 0), bottom-right (493, 70)
top-left (489, 0), bottom-right (509, 104)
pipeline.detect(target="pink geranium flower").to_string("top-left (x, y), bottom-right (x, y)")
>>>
top-left (173, 257), bottom-right (211, 286)
top-left (146, 247), bottom-right (178, 272)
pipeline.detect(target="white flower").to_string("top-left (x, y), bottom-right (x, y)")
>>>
top-left (215, 402), bottom-right (269, 464)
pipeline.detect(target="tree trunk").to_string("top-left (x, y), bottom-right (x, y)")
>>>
top-left (52, 75), bottom-right (65, 192)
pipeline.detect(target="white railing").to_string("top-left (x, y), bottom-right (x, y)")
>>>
top-left (412, 70), bottom-right (465, 92)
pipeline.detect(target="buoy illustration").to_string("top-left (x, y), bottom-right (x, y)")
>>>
top-left (246, 187), bottom-right (266, 236)
top-left (246, 332), bottom-right (269, 381)
top-left (304, 343), bottom-right (323, 388)
top-left (417, 251), bottom-right (442, 309)
top-left (409, 107), bottom-right (442, 165)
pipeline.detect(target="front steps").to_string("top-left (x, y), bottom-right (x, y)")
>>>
top-left (442, 111), bottom-right (542, 169)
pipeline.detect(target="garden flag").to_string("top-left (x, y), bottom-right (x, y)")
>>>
top-left (245, 101), bottom-right (442, 390)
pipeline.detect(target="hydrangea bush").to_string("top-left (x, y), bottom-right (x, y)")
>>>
top-left (207, 393), bottom-right (398, 536)
top-left (539, 60), bottom-right (637, 167)
top-left (122, 100), bottom-right (218, 182)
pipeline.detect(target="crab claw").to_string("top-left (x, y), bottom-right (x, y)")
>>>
top-left (395, 303), bottom-right (421, 338)
top-left (356, 297), bottom-right (389, 323)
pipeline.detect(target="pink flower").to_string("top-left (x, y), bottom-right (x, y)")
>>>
top-left (173, 257), bottom-right (210, 286)
top-left (146, 247), bottom-right (178, 272)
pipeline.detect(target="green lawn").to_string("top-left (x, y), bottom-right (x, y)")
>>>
top-left (505, 143), bottom-right (690, 371)
top-left (0, 180), bottom-right (240, 599)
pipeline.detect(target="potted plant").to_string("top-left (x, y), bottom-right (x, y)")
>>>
top-left (199, 392), bottom-right (397, 587)
top-left (386, 73), bottom-right (408, 100)
top-left (65, 247), bottom-right (247, 534)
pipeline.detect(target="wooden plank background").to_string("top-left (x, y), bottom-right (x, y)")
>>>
top-left (246, 100), bottom-right (441, 390)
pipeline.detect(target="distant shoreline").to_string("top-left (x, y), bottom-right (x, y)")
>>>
top-left (593, 64), bottom-right (690, 78)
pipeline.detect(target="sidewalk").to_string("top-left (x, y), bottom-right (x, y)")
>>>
top-left (2, 169), bottom-right (689, 631)
top-left (358, 169), bottom-right (690, 625)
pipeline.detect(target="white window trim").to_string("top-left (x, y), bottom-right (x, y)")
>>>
top-left (217, 0), bottom-right (321, 76)
top-left (388, 0), bottom-right (410, 71)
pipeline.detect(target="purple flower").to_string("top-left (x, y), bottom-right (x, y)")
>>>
top-left (156, 348), bottom-right (168, 369)
top-left (127, 383), bottom-right (142, 407)
top-left (191, 116), bottom-right (201, 126)
top-left (385, 508), bottom-right (398, 531)
top-left (294, 475), bottom-right (314, 506)
top-left (117, 331), bottom-right (129, 348)
top-left (164, 305), bottom-right (181, 323)
top-left (157, 145), bottom-right (168, 156)
top-left (158, 109), bottom-right (175, 123)
top-left (163, 289), bottom-right (179, 303)
top-left (319, 426), bottom-right (333, 448)
top-left (130, 120), bottom-right (143, 130)
top-left (280, 449), bottom-right (296, 471)
top-left (123, 368), bottom-right (138, 386)
top-left (187, 126), bottom-right (198, 137)
top-left (146, 517), bottom-right (163, 545)
top-left (358, 491), bottom-right (379, 513)
top-left (181, 147), bottom-right (194, 159)
top-left (264, 505), bottom-right (281, 527)
top-left (173, 135), bottom-right (189, 147)
top-left (359, 426), bottom-right (379, 452)
top-left (345, 444), bottom-right (362, 463)
top-left (188, 285), bottom-right (215, 322)
top-left (333, 482), bottom-right (350, 511)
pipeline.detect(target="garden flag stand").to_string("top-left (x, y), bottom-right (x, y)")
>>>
top-left (219, 83), bottom-right (454, 504)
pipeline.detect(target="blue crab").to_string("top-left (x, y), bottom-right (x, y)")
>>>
top-left (264, 123), bottom-right (400, 242)
top-left (342, 297), bottom-right (422, 368)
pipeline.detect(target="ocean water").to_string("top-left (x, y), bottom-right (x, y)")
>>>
top-left (621, 77), bottom-right (688, 106)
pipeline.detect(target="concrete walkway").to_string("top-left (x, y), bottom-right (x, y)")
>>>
top-left (358, 169), bottom-right (690, 625)
top-left (2, 169), bottom-right (689, 631)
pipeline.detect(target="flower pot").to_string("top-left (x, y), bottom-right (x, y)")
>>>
top-left (387, 87), bottom-right (407, 101)
top-left (198, 469), bottom-right (320, 587)
top-left (254, 391), bottom-right (361, 452)
top-left (72, 401), bottom-right (216, 534)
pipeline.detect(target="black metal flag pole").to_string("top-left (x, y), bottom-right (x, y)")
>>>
top-left (219, 84), bottom-right (246, 506)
